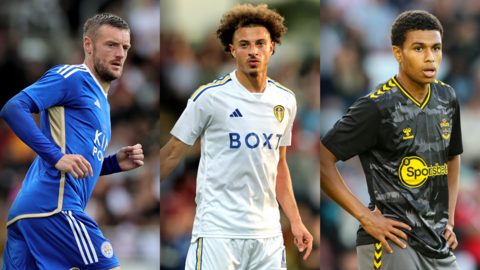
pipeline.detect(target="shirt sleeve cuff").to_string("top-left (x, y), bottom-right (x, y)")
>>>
top-left (100, 154), bottom-right (123, 176)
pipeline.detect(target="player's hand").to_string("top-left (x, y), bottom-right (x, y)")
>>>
top-left (55, 154), bottom-right (93, 179)
top-left (444, 224), bottom-right (458, 250)
top-left (291, 221), bottom-right (313, 260)
top-left (359, 206), bottom-right (411, 254)
top-left (116, 144), bottom-right (144, 171)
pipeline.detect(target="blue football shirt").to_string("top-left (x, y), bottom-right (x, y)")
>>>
top-left (7, 64), bottom-right (111, 226)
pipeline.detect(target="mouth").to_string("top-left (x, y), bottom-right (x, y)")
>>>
top-left (423, 68), bottom-right (436, 78)
top-left (248, 59), bottom-right (259, 67)
top-left (111, 62), bottom-right (121, 69)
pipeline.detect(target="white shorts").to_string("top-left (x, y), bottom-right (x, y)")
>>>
top-left (185, 236), bottom-right (287, 270)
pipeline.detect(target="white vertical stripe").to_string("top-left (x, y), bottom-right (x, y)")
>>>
top-left (57, 65), bottom-right (68, 74)
top-left (60, 65), bottom-right (75, 75)
top-left (62, 211), bottom-right (88, 265)
top-left (69, 211), bottom-right (94, 264)
top-left (79, 221), bottom-right (99, 262)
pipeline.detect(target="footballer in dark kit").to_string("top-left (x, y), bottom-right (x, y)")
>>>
top-left (321, 10), bottom-right (462, 270)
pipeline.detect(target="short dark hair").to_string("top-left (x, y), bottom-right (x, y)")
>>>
top-left (83, 13), bottom-right (130, 42)
top-left (391, 10), bottom-right (443, 48)
top-left (215, 3), bottom-right (287, 56)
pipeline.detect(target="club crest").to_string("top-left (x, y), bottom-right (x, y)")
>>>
top-left (101, 241), bottom-right (114, 258)
top-left (274, 105), bottom-right (285, 122)
top-left (440, 118), bottom-right (450, 139)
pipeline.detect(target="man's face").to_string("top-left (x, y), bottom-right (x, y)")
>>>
top-left (395, 30), bottom-right (442, 85)
top-left (90, 25), bottom-right (131, 82)
top-left (229, 26), bottom-right (274, 77)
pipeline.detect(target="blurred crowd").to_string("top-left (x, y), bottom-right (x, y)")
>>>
top-left (321, 0), bottom-right (480, 269)
top-left (0, 0), bottom-right (159, 268)
top-left (160, 1), bottom-right (320, 269)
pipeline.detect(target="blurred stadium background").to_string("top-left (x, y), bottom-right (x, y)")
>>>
top-left (321, 0), bottom-right (480, 269)
top-left (0, 0), bottom-right (159, 269)
top-left (160, 0), bottom-right (320, 269)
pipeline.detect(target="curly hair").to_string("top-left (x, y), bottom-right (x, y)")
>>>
top-left (391, 10), bottom-right (443, 48)
top-left (216, 3), bottom-right (287, 56)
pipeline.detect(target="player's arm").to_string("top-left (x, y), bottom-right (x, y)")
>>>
top-left (99, 144), bottom-right (144, 176)
top-left (276, 146), bottom-right (313, 260)
top-left (0, 92), bottom-right (92, 179)
top-left (444, 96), bottom-right (462, 250)
top-left (444, 154), bottom-right (460, 250)
top-left (160, 136), bottom-right (190, 181)
top-left (320, 141), bottom-right (411, 254)
top-left (162, 91), bottom-right (212, 182)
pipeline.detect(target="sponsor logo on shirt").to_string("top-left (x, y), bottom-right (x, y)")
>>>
top-left (92, 129), bottom-right (108, 162)
top-left (440, 118), bottom-right (450, 139)
top-left (229, 133), bottom-right (282, 150)
top-left (274, 105), bottom-right (284, 122)
top-left (398, 156), bottom-right (448, 188)
top-left (403, 128), bottom-right (414, 140)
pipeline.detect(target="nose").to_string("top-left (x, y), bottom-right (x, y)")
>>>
top-left (116, 47), bottom-right (126, 59)
top-left (425, 48), bottom-right (435, 62)
top-left (249, 44), bottom-right (258, 56)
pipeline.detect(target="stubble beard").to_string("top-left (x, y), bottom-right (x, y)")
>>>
top-left (246, 65), bottom-right (261, 77)
top-left (248, 70), bottom-right (259, 77)
top-left (92, 47), bottom-right (120, 82)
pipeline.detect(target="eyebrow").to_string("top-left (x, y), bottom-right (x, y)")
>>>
top-left (106, 40), bottom-right (131, 48)
top-left (410, 42), bottom-right (442, 46)
top-left (238, 39), bottom-right (268, 43)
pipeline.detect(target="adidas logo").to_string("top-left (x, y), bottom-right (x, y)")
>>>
top-left (94, 99), bottom-right (101, 109)
top-left (230, 108), bottom-right (243, 117)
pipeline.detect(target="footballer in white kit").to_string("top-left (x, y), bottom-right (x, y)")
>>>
top-left (160, 4), bottom-right (313, 269)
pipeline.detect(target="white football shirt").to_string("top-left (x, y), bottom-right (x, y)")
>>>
top-left (171, 70), bottom-right (297, 242)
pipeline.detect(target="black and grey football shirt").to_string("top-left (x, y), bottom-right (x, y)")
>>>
top-left (322, 76), bottom-right (463, 259)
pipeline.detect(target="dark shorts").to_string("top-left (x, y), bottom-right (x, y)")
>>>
top-left (357, 239), bottom-right (459, 270)
top-left (3, 210), bottom-right (119, 270)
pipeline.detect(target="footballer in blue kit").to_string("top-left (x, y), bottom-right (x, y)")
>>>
top-left (0, 14), bottom-right (143, 270)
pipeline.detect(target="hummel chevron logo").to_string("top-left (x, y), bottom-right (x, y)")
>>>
top-left (230, 108), bottom-right (243, 117)
top-left (94, 99), bottom-right (101, 109)
top-left (374, 242), bottom-right (382, 270)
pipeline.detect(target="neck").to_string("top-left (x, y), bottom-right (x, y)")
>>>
top-left (84, 59), bottom-right (111, 94)
top-left (396, 70), bottom-right (429, 103)
top-left (236, 68), bottom-right (267, 93)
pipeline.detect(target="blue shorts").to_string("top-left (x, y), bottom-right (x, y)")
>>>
top-left (3, 210), bottom-right (119, 270)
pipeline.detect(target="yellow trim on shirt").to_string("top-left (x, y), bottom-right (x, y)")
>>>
top-left (267, 78), bottom-right (295, 96)
top-left (190, 76), bottom-right (231, 100)
top-left (392, 77), bottom-right (430, 109)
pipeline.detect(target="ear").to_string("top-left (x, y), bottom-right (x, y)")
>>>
top-left (84, 36), bottom-right (93, 55)
top-left (270, 41), bottom-right (274, 55)
top-left (229, 43), bottom-right (235, 58)
top-left (392, 45), bottom-right (402, 63)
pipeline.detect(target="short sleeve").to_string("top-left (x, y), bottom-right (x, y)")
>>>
top-left (22, 69), bottom-right (82, 112)
top-left (171, 96), bottom-right (213, 146)
top-left (280, 99), bottom-right (297, 147)
top-left (321, 97), bottom-right (381, 161)
top-left (449, 98), bottom-right (463, 156)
